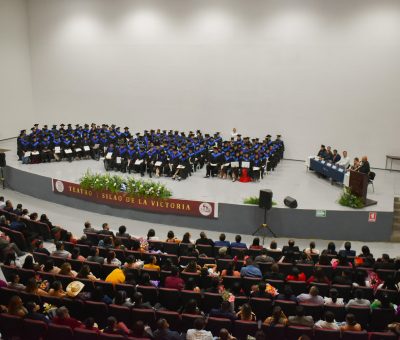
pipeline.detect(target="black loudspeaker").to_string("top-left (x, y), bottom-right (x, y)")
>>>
top-left (259, 189), bottom-right (273, 210)
top-left (0, 153), bottom-right (5, 167)
top-left (284, 196), bottom-right (298, 209)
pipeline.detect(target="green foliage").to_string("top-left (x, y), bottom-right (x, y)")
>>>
top-left (243, 196), bottom-right (277, 206)
top-left (338, 187), bottom-right (364, 209)
top-left (80, 170), bottom-right (172, 198)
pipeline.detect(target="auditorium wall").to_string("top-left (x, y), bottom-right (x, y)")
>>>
top-left (0, 0), bottom-right (34, 140)
top-left (25, 0), bottom-right (400, 167)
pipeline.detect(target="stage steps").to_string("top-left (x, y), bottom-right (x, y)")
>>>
top-left (391, 197), bottom-right (400, 241)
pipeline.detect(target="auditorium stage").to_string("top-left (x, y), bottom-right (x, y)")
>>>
top-left (1, 138), bottom-right (399, 241)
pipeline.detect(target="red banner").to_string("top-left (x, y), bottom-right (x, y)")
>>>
top-left (52, 179), bottom-right (218, 219)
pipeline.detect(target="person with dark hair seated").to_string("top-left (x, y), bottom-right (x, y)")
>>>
top-left (214, 233), bottom-right (230, 247)
top-left (116, 225), bottom-right (130, 238)
top-left (346, 289), bottom-right (371, 308)
top-left (81, 317), bottom-right (100, 333)
top-left (250, 237), bottom-right (263, 250)
top-left (371, 293), bottom-right (396, 310)
top-left (307, 267), bottom-right (330, 284)
top-left (251, 281), bottom-right (273, 299)
top-left (255, 248), bottom-right (275, 264)
top-left (103, 316), bottom-right (131, 336)
top-left (314, 311), bottom-right (339, 330)
top-left (340, 313), bottom-right (362, 332)
top-left (209, 300), bottom-right (236, 321)
top-left (325, 242), bottom-right (337, 255)
top-left (195, 231), bottom-right (214, 246)
top-left (132, 292), bottom-right (153, 309)
top-left (182, 299), bottom-right (203, 315)
top-left (86, 247), bottom-right (104, 264)
top-left (267, 240), bottom-right (282, 252)
top-left (282, 239), bottom-right (300, 255)
top-left (230, 235), bottom-right (247, 249)
top-left (339, 241), bottom-right (356, 257)
top-left (332, 269), bottom-right (353, 285)
top-left (286, 266), bottom-right (306, 282)
top-left (33, 239), bottom-right (50, 256)
top-left (164, 266), bottom-right (184, 290)
top-left (143, 255), bottom-right (160, 271)
top-left (374, 253), bottom-right (396, 270)
top-left (205, 277), bottom-right (220, 293)
top-left (166, 230), bottom-right (180, 243)
top-left (263, 306), bottom-right (288, 326)
top-left (51, 241), bottom-right (71, 258)
top-left (7, 273), bottom-right (26, 291)
top-left (288, 305), bottom-right (314, 327)
top-left (276, 285), bottom-right (298, 303)
top-left (264, 263), bottom-right (285, 281)
top-left (25, 301), bottom-right (50, 324)
top-left (153, 318), bottom-right (183, 340)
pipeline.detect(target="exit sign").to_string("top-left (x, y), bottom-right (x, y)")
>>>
top-left (368, 212), bottom-right (377, 222)
top-left (316, 210), bottom-right (326, 217)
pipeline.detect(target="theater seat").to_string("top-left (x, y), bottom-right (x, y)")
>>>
top-left (370, 308), bottom-right (395, 332)
top-left (341, 330), bottom-right (368, 339)
top-left (206, 317), bottom-right (233, 336)
top-left (369, 332), bottom-right (398, 340)
top-left (22, 319), bottom-right (48, 340)
top-left (73, 327), bottom-right (100, 340)
top-left (0, 313), bottom-right (22, 339)
top-left (233, 320), bottom-right (258, 339)
top-left (47, 324), bottom-right (74, 340)
top-left (286, 326), bottom-right (313, 340)
top-left (313, 328), bottom-right (341, 340)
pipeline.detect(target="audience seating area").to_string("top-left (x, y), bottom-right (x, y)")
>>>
top-left (1, 199), bottom-right (400, 339)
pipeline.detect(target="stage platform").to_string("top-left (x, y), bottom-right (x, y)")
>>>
top-left (1, 138), bottom-right (399, 241)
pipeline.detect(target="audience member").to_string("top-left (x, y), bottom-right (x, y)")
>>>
top-left (240, 258), bottom-right (262, 278)
top-left (288, 305), bottom-right (314, 327)
top-left (186, 318), bottom-right (213, 340)
top-left (52, 306), bottom-right (82, 329)
top-left (214, 233), bottom-right (230, 247)
top-left (297, 286), bottom-right (324, 305)
top-left (230, 235), bottom-right (247, 249)
top-left (51, 241), bottom-right (71, 258)
top-left (264, 306), bottom-right (288, 326)
top-left (153, 318), bottom-right (183, 340)
top-left (340, 313), bottom-right (362, 332)
top-left (314, 311), bottom-right (339, 330)
top-left (195, 231), bottom-right (214, 246)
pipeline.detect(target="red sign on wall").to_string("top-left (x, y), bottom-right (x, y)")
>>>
top-left (368, 212), bottom-right (377, 222)
top-left (52, 179), bottom-right (218, 219)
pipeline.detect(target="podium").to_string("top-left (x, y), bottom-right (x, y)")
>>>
top-left (349, 170), bottom-right (377, 207)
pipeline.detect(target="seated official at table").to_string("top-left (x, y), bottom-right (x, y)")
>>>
top-left (317, 145), bottom-right (327, 159)
top-left (332, 149), bottom-right (341, 164)
top-left (357, 156), bottom-right (370, 174)
top-left (324, 146), bottom-right (333, 161)
top-left (337, 150), bottom-right (350, 169)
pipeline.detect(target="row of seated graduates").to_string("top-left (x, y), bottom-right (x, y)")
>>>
top-left (16, 122), bottom-right (284, 179)
top-left (0, 258), bottom-right (399, 338)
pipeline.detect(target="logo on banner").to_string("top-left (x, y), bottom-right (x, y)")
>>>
top-left (55, 180), bottom-right (64, 193)
top-left (199, 202), bottom-right (213, 216)
top-left (368, 212), bottom-right (377, 222)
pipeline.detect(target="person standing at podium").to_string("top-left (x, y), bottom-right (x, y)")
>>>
top-left (357, 156), bottom-right (370, 174)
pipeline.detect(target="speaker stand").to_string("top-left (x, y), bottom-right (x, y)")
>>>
top-left (252, 208), bottom-right (277, 244)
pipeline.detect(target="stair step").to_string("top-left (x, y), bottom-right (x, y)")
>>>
top-left (394, 217), bottom-right (400, 224)
top-left (394, 202), bottom-right (400, 209)
top-left (395, 197), bottom-right (400, 202)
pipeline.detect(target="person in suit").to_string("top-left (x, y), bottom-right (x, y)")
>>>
top-left (338, 241), bottom-right (356, 257)
top-left (317, 145), bottom-right (327, 159)
top-left (282, 239), bottom-right (300, 255)
top-left (332, 149), bottom-right (341, 163)
top-left (357, 156), bottom-right (370, 174)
